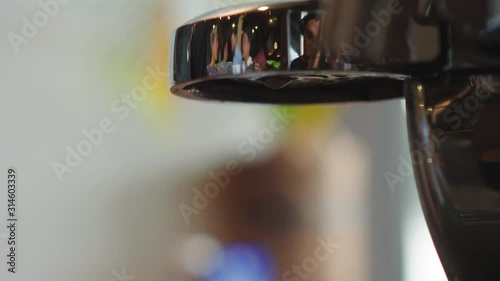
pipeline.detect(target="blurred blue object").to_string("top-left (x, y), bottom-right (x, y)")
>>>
top-left (204, 243), bottom-right (275, 281)
top-left (233, 45), bottom-right (243, 65)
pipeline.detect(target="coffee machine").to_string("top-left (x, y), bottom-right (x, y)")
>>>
top-left (170, 1), bottom-right (500, 280)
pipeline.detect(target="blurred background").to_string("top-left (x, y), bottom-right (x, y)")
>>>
top-left (0, 0), bottom-right (447, 280)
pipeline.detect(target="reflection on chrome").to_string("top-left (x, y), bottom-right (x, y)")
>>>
top-left (170, 0), bottom-right (444, 102)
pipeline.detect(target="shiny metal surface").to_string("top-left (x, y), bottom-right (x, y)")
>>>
top-left (406, 77), bottom-right (500, 281)
top-left (170, 0), bottom-right (444, 102)
top-left (170, 0), bottom-right (500, 103)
